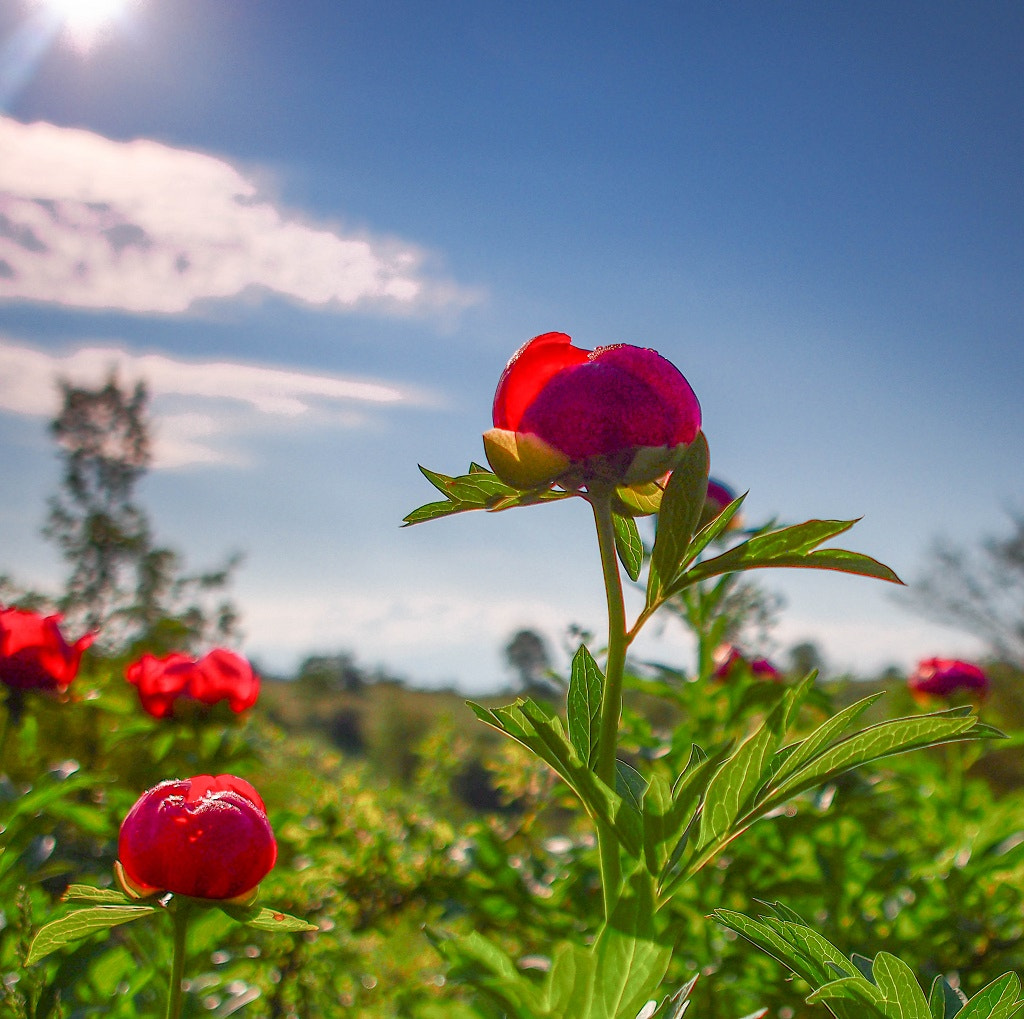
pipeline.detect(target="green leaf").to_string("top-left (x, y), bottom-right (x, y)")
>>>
top-left (567, 645), bottom-right (604, 767)
top-left (469, 698), bottom-right (643, 856)
top-left (647, 433), bottom-right (709, 606)
top-left (675, 517), bottom-right (903, 591)
top-left (403, 464), bottom-right (574, 525)
top-left (615, 760), bottom-right (648, 814)
top-left (27, 906), bottom-right (158, 964)
top-left (957, 972), bottom-right (1023, 1019)
top-left (872, 952), bottom-right (931, 1019)
top-left (62, 885), bottom-right (135, 906)
top-left (593, 870), bottom-right (675, 1019)
top-left (807, 977), bottom-right (891, 1019)
top-left (929, 975), bottom-right (966, 1019)
top-left (696, 689), bottom-right (794, 852)
top-left (428, 928), bottom-right (544, 1019)
top-left (756, 712), bottom-right (990, 813)
top-left (710, 910), bottom-right (831, 989)
top-left (219, 904), bottom-right (318, 932)
top-left (761, 692), bottom-right (885, 794)
top-left (612, 512), bottom-right (644, 582)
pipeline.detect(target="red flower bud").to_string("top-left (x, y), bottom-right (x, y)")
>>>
top-left (0, 607), bottom-right (94, 693)
top-left (126, 649), bottom-right (259, 719)
top-left (484, 332), bottom-right (701, 489)
top-left (908, 658), bottom-right (988, 702)
top-left (118, 775), bottom-right (277, 900)
top-left (712, 644), bottom-right (781, 682)
top-left (700, 478), bottom-right (743, 530)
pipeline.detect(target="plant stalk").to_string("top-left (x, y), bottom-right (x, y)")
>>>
top-left (589, 486), bottom-right (629, 918)
top-left (165, 901), bottom-right (191, 1019)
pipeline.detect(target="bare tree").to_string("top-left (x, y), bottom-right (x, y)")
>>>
top-left (902, 511), bottom-right (1024, 668)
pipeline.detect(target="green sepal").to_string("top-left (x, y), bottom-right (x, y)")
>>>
top-left (403, 464), bottom-right (574, 525)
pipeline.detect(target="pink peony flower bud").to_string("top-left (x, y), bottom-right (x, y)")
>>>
top-left (908, 657), bottom-right (988, 702)
top-left (126, 649), bottom-right (260, 719)
top-left (118, 775), bottom-right (277, 900)
top-left (0, 607), bottom-right (94, 693)
top-left (483, 332), bottom-right (701, 490)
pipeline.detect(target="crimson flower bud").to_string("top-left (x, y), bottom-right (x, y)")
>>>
top-left (712, 644), bottom-right (781, 683)
top-left (908, 658), bottom-right (988, 702)
top-left (483, 332), bottom-right (701, 490)
top-left (126, 649), bottom-right (260, 719)
top-left (700, 478), bottom-right (743, 531)
top-left (118, 775), bottom-right (277, 900)
top-left (0, 607), bottom-right (94, 693)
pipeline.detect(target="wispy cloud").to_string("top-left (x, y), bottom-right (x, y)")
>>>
top-left (0, 338), bottom-right (434, 469)
top-left (0, 116), bottom-right (477, 315)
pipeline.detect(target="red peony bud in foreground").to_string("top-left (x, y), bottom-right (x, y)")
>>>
top-left (712, 644), bottom-right (781, 683)
top-left (483, 332), bottom-right (701, 489)
top-left (126, 649), bottom-right (260, 719)
top-left (908, 657), bottom-right (988, 702)
top-left (118, 775), bottom-right (277, 900)
top-left (0, 607), bottom-right (94, 693)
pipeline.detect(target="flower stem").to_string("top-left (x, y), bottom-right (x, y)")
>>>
top-left (589, 486), bottom-right (629, 918)
top-left (165, 901), bottom-right (191, 1019)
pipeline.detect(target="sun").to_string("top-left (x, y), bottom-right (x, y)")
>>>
top-left (33, 0), bottom-right (136, 52)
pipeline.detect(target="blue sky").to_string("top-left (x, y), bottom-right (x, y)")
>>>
top-left (1, 0), bottom-right (1021, 690)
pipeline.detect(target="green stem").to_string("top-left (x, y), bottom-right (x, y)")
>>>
top-left (589, 486), bottom-right (629, 918)
top-left (165, 901), bottom-right (191, 1019)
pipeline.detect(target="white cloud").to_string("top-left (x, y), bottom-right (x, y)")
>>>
top-left (0, 337), bottom-right (433, 469)
top-left (0, 116), bottom-right (477, 314)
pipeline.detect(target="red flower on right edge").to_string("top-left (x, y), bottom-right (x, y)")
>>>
top-left (126, 649), bottom-right (260, 719)
top-left (908, 657), bottom-right (989, 703)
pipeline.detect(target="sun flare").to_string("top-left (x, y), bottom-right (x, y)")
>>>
top-left (33, 0), bottom-right (135, 52)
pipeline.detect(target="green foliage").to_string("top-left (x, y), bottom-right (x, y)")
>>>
top-left (714, 902), bottom-right (1024, 1018)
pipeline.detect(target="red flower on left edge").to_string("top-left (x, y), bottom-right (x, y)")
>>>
top-left (0, 607), bottom-right (94, 693)
top-left (126, 649), bottom-right (260, 719)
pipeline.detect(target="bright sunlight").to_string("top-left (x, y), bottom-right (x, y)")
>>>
top-left (32, 0), bottom-right (135, 52)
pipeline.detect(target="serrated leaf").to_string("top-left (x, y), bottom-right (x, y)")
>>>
top-left (647, 434), bottom-right (709, 606)
top-left (613, 513), bottom-right (644, 582)
top-left (567, 645), bottom-right (604, 767)
top-left (27, 906), bottom-right (157, 964)
top-left (219, 904), bottom-right (318, 932)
